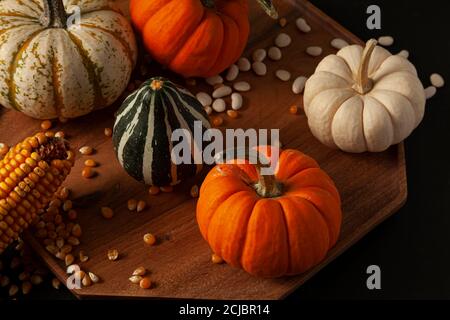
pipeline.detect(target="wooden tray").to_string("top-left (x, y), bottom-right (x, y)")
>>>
top-left (0, 0), bottom-right (407, 299)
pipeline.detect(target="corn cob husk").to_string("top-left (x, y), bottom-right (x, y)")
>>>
top-left (0, 132), bottom-right (74, 253)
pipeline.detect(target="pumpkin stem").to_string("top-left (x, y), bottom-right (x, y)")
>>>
top-left (257, 0), bottom-right (279, 19)
top-left (201, 0), bottom-right (215, 8)
top-left (150, 79), bottom-right (164, 91)
top-left (250, 149), bottom-right (283, 198)
top-left (42, 0), bottom-right (67, 28)
top-left (354, 39), bottom-right (377, 94)
top-left (254, 171), bottom-right (283, 198)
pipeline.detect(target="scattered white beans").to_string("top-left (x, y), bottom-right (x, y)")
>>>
top-left (233, 81), bottom-right (251, 92)
top-left (252, 49), bottom-right (267, 62)
top-left (196, 92), bottom-right (212, 107)
top-left (252, 61), bottom-right (267, 76)
top-left (212, 85), bottom-right (232, 98)
top-left (295, 17), bottom-right (311, 33)
top-left (306, 46), bottom-right (323, 57)
top-left (204, 106), bottom-right (212, 115)
top-left (397, 50), bottom-right (409, 59)
top-left (231, 93), bottom-right (243, 111)
top-left (292, 76), bottom-right (308, 94)
top-left (268, 46), bottom-right (282, 61)
top-left (237, 57), bottom-right (251, 72)
top-left (424, 86), bottom-right (437, 99)
top-left (275, 33), bottom-right (291, 48)
top-left (212, 99), bottom-right (226, 112)
top-left (275, 70), bottom-right (291, 82)
top-left (206, 75), bottom-right (223, 86)
top-left (331, 38), bottom-right (349, 50)
top-left (225, 64), bottom-right (239, 82)
top-left (430, 73), bottom-right (445, 88)
top-left (378, 36), bottom-right (394, 47)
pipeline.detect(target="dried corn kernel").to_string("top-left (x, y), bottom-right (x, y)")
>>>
top-left (101, 207), bottom-right (114, 219)
top-left (0, 143), bottom-right (8, 156)
top-left (65, 254), bottom-right (74, 266)
top-left (41, 120), bottom-right (52, 131)
top-left (84, 159), bottom-right (97, 167)
top-left (79, 146), bottom-right (93, 155)
top-left (133, 267), bottom-right (147, 276)
top-left (52, 278), bottom-right (61, 289)
top-left (212, 253), bottom-right (224, 264)
top-left (107, 249), bottom-right (119, 261)
top-left (289, 105), bottom-right (298, 114)
top-left (81, 167), bottom-right (94, 178)
top-left (148, 186), bottom-right (160, 196)
top-left (89, 272), bottom-right (100, 283)
top-left (71, 224), bottom-right (81, 238)
top-left (129, 275), bottom-right (142, 284)
top-left (82, 275), bottom-right (92, 287)
top-left (136, 200), bottom-right (147, 213)
top-left (104, 128), bottom-right (113, 137)
top-left (143, 233), bottom-right (156, 246)
top-left (227, 110), bottom-right (239, 119)
top-left (139, 277), bottom-right (152, 289)
top-left (190, 185), bottom-right (199, 198)
top-left (212, 116), bottom-right (224, 127)
top-left (127, 199), bottom-right (137, 211)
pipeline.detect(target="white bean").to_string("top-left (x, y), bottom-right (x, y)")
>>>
top-left (212, 99), bottom-right (226, 112)
top-left (252, 49), bottom-right (266, 62)
top-left (306, 46), bottom-right (323, 57)
top-left (196, 92), bottom-right (212, 107)
top-left (231, 93), bottom-right (243, 110)
top-left (292, 76), bottom-right (308, 94)
top-left (237, 57), bottom-right (251, 72)
top-left (204, 106), bottom-right (212, 115)
top-left (212, 85), bottom-right (232, 98)
top-left (397, 50), bottom-right (409, 59)
top-left (268, 46), bottom-right (282, 61)
top-left (430, 73), bottom-right (445, 88)
top-left (233, 81), bottom-right (251, 92)
top-left (295, 17), bottom-right (311, 33)
top-left (275, 70), bottom-right (291, 82)
top-left (275, 33), bottom-right (291, 48)
top-left (206, 75), bottom-right (223, 86)
top-left (252, 61), bottom-right (267, 76)
top-left (424, 86), bottom-right (437, 99)
top-left (378, 36), bottom-right (394, 47)
top-left (331, 38), bottom-right (349, 50)
top-left (225, 64), bottom-right (239, 82)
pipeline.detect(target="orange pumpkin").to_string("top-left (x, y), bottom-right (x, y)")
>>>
top-left (129, 0), bottom-right (277, 78)
top-left (196, 148), bottom-right (342, 278)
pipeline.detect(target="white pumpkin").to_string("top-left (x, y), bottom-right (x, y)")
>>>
top-left (0, 0), bottom-right (137, 120)
top-left (304, 39), bottom-right (426, 153)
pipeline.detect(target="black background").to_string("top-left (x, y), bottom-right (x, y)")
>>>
top-left (2, 0), bottom-right (450, 300)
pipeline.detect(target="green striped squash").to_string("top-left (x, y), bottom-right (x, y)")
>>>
top-left (113, 77), bottom-right (211, 187)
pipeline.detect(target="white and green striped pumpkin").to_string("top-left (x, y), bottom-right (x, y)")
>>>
top-left (113, 77), bottom-right (211, 187)
top-left (0, 0), bottom-right (137, 120)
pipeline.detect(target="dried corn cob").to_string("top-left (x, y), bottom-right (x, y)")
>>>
top-left (0, 132), bottom-right (74, 253)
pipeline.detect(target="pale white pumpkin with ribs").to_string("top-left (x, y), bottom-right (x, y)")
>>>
top-left (0, 0), bottom-right (137, 119)
top-left (304, 39), bottom-right (426, 153)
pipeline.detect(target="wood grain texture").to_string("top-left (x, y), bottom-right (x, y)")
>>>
top-left (1, 0), bottom-right (407, 299)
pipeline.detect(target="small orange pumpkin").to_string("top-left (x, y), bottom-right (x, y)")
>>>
top-left (129, 0), bottom-right (277, 78)
top-left (196, 148), bottom-right (342, 278)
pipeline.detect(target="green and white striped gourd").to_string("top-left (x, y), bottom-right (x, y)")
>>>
top-left (113, 77), bottom-right (211, 187)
